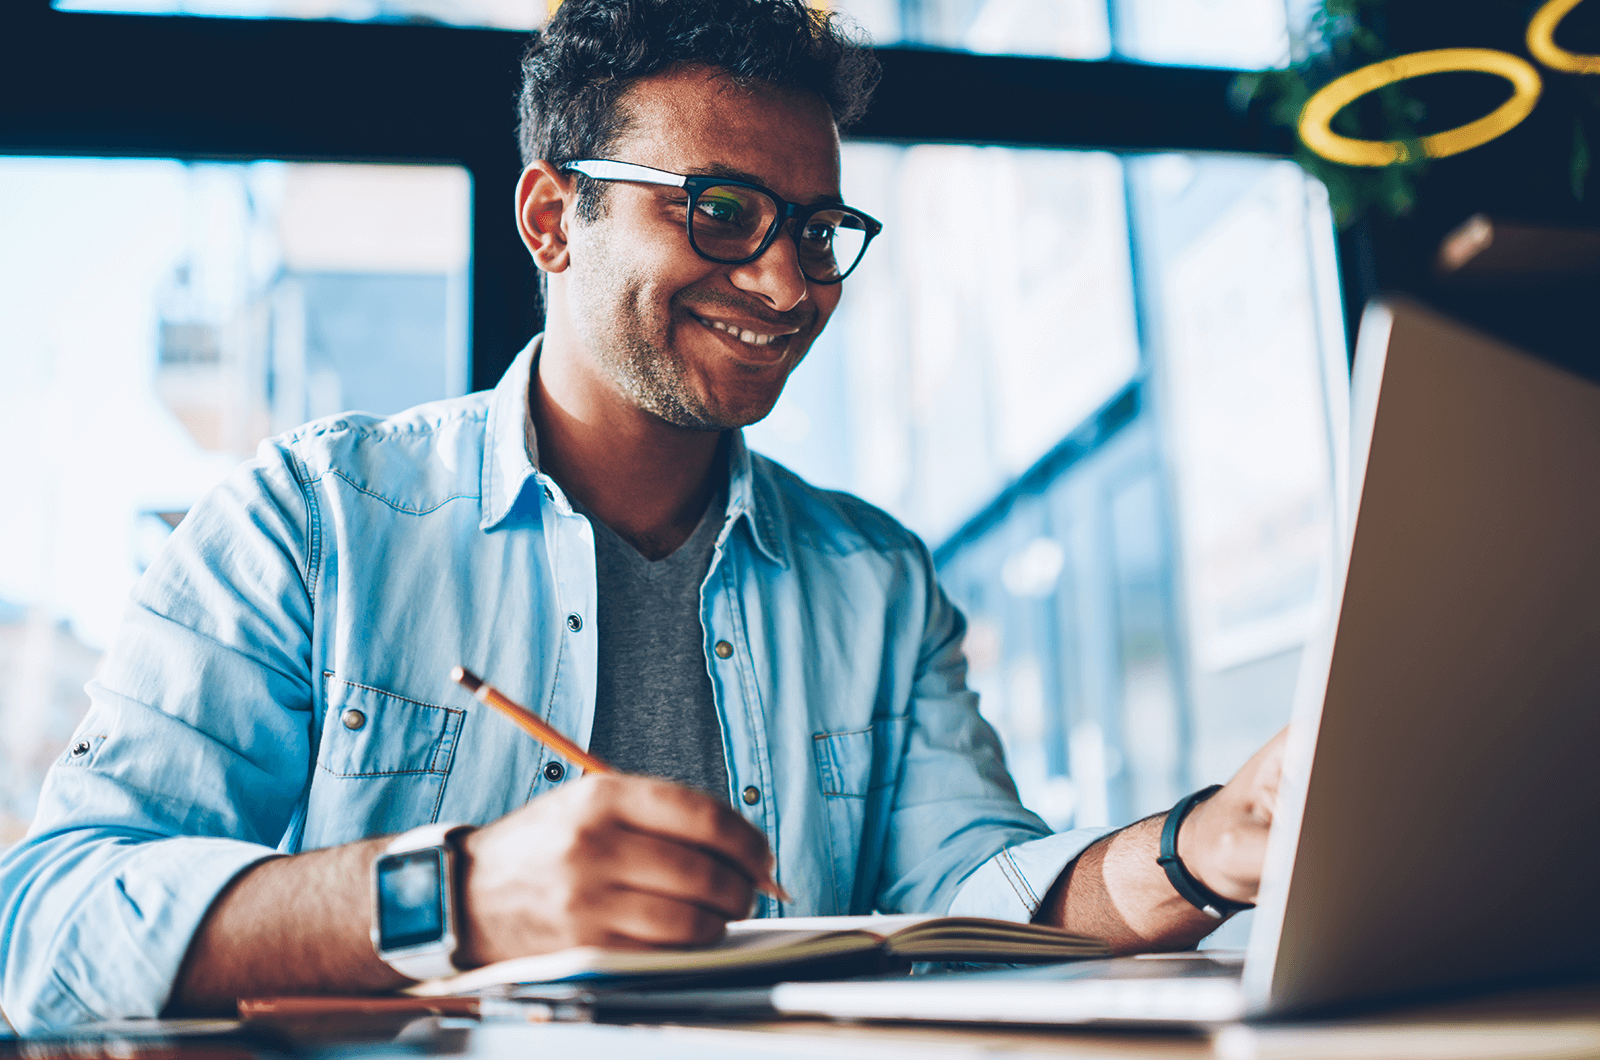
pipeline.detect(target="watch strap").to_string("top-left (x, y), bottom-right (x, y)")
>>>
top-left (384, 822), bottom-right (469, 856)
top-left (383, 941), bottom-right (460, 982)
top-left (1156, 785), bottom-right (1256, 920)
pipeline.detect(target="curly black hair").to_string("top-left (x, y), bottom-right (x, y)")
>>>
top-left (517, 0), bottom-right (880, 218)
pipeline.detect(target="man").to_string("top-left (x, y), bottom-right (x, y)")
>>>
top-left (0, 0), bottom-right (1282, 1032)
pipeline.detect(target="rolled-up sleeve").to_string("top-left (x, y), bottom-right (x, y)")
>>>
top-left (874, 559), bottom-right (1115, 922)
top-left (945, 828), bottom-right (1114, 921)
top-left (0, 441), bottom-right (317, 1032)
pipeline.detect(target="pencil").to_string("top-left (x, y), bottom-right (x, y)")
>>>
top-left (452, 665), bottom-right (613, 776)
top-left (450, 665), bottom-right (794, 905)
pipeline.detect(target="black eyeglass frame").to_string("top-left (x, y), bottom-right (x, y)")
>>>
top-left (561, 159), bottom-right (883, 284)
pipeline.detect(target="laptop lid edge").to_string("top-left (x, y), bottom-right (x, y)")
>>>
top-left (1238, 298), bottom-right (1395, 1018)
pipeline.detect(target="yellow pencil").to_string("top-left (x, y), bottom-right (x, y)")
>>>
top-left (450, 665), bottom-right (794, 905)
top-left (452, 665), bottom-right (613, 776)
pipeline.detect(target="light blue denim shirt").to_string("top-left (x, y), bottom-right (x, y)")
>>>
top-left (0, 340), bottom-right (1112, 1032)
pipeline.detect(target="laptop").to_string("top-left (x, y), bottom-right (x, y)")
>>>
top-left (590, 298), bottom-right (1600, 1026)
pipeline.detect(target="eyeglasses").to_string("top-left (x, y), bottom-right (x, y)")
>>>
top-left (562, 159), bottom-right (882, 285)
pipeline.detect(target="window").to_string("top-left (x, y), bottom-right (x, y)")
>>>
top-left (53, 0), bottom-right (546, 29)
top-left (0, 157), bottom-right (470, 846)
top-left (1112, 0), bottom-right (1297, 67)
top-left (748, 145), bottom-right (1141, 543)
top-left (836, 0), bottom-right (1113, 59)
top-left (57, 0), bottom-right (1305, 68)
top-left (833, 0), bottom-right (1301, 66)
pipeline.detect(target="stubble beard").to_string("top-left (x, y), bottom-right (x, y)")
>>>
top-left (597, 325), bottom-right (732, 432)
top-left (575, 252), bottom-right (802, 434)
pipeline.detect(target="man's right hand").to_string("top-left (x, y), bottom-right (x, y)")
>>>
top-left (166, 774), bottom-right (771, 1012)
top-left (452, 774), bottom-right (772, 968)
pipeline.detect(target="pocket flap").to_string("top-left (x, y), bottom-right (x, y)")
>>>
top-left (320, 677), bottom-right (463, 778)
top-left (812, 716), bottom-right (908, 797)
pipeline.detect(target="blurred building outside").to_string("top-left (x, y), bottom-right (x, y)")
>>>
top-left (0, 158), bottom-right (470, 847)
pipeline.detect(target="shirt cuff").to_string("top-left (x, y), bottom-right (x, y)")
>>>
top-left (946, 827), bottom-right (1116, 922)
top-left (33, 837), bottom-right (278, 1029)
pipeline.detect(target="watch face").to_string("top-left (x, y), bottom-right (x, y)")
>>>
top-left (376, 847), bottom-right (446, 951)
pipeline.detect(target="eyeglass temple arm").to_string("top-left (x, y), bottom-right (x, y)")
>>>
top-left (563, 160), bottom-right (688, 188)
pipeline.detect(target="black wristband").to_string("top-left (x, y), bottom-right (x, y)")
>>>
top-left (1156, 784), bottom-right (1256, 920)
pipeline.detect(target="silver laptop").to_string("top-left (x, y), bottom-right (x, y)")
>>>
top-left (761, 298), bottom-right (1600, 1025)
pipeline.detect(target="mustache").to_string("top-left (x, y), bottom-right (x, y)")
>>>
top-left (679, 289), bottom-right (816, 332)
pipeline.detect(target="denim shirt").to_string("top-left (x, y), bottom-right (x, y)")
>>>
top-left (0, 340), bottom-right (1112, 1032)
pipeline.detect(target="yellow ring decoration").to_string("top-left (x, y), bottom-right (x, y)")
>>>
top-left (1298, 48), bottom-right (1544, 167)
top-left (1527, 0), bottom-right (1600, 74)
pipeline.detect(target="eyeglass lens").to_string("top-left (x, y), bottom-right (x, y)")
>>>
top-left (691, 184), bottom-right (871, 283)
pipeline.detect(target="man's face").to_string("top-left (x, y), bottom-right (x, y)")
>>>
top-left (560, 66), bottom-right (846, 432)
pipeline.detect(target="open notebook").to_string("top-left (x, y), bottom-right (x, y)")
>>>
top-left (405, 914), bottom-right (1108, 997)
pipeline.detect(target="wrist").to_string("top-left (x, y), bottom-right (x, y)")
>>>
top-left (1161, 786), bottom-right (1256, 918)
top-left (1089, 817), bottom-right (1224, 950)
top-left (1178, 797), bottom-right (1257, 905)
top-left (450, 825), bottom-right (487, 969)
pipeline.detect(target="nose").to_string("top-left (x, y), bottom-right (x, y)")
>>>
top-left (727, 228), bottom-right (810, 313)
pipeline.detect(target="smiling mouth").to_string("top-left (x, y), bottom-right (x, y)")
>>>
top-left (695, 315), bottom-right (794, 349)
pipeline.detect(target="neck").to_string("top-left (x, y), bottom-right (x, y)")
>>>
top-left (532, 341), bottom-right (726, 562)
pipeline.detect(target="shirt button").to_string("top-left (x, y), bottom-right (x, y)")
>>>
top-left (70, 740), bottom-right (90, 757)
top-left (566, 613), bottom-right (583, 632)
top-left (741, 786), bottom-right (761, 806)
top-left (543, 485), bottom-right (554, 500)
top-left (714, 640), bottom-right (733, 659)
top-left (544, 761), bottom-right (566, 782)
top-left (341, 709), bottom-right (366, 731)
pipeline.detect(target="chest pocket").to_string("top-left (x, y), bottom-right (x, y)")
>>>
top-left (319, 676), bottom-right (464, 778)
top-left (812, 715), bottom-right (909, 915)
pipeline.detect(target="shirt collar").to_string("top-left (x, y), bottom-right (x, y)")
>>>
top-left (478, 334), bottom-right (789, 568)
top-left (724, 430), bottom-right (787, 568)
top-left (479, 336), bottom-right (545, 531)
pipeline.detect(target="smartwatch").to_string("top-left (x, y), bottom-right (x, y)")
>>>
top-left (371, 823), bottom-right (472, 981)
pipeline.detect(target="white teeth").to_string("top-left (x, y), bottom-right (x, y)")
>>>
top-left (704, 318), bottom-right (776, 347)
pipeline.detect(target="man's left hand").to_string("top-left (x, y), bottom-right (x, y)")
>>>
top-left (1036, 725), bottom-right (1288, 952)
top-left (1178, 726), bottom-right (1287, 906)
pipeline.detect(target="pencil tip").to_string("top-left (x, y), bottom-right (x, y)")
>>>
top-left (451, 666), bottom-right (481, 693)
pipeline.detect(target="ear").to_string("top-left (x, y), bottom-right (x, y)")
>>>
top-left (515, 161), bottom-right (575, 274)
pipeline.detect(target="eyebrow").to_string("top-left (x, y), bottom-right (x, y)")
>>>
top-left (681, 164), bottom-right (844, 206)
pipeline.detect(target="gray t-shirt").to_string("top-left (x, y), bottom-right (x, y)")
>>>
top-left (578, 489), bottom-right (732, 802)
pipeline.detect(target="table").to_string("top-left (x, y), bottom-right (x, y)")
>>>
top-left (4, 981), bottom-right (1597, 1060)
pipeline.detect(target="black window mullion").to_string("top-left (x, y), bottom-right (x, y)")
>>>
top-left (857, 50), bottom-right (1291, 155)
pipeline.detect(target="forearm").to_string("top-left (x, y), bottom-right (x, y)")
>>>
top-left (1035, 816), bottom-right (1221, 954)
top-left (1037, 730), bottom-right (1285, 953)
top-left (165, 837), bottom-right (405, 1014)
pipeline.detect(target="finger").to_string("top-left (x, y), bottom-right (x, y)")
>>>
top-left (595, 828), bottom-right (756, 922)
top-left (1245, 727), bottom-right (1290, 821)
top-left (580, 885), bottom-right (731, 949)
top-left (583, 775), bottom-right (772, 884)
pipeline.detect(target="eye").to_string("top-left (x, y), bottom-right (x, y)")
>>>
top-left (800, 220), bottom-right (836, 246)
top-left (696, 193), bottom-right (746, 226)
